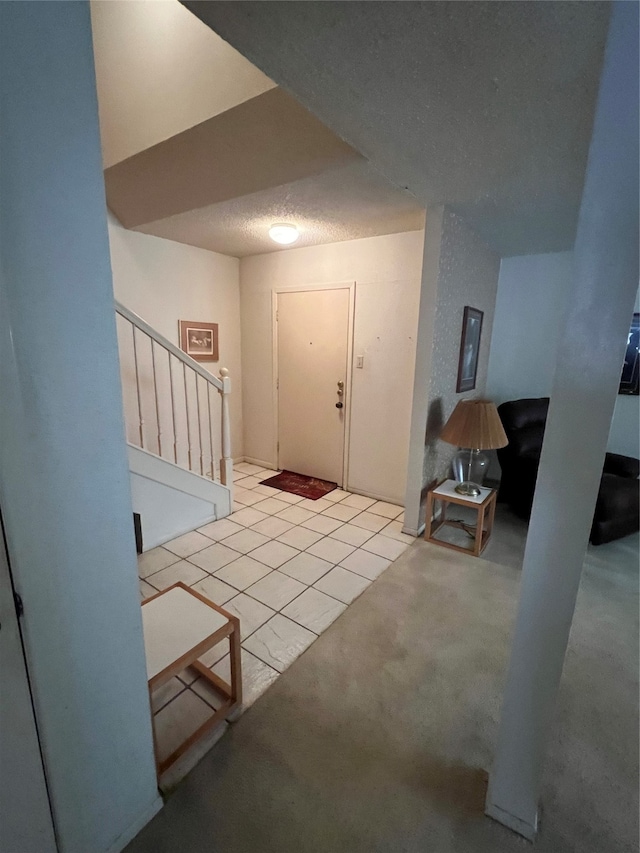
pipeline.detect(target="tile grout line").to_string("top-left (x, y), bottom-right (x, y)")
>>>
top-left (146, 522), bottom-right (410, 592)
top-left (240, 575), bottom-right (347, 623)
top-left (142, 480), bottom-right (406, 728)
top-left (142, 499), bottom-right (403, 588)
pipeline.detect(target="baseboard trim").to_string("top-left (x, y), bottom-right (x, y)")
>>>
top-left (485, 801), bottom-right (538, 842)
top-left (345, 485), bottom-right (403, 506)
top-left (104, 795), bottom-right (163, 853)
top-left (242, 456), bottom-right (277, 470)
top-left (402, 522), bottom-right (424, 537)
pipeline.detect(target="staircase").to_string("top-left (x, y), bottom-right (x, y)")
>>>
top-left (115, 301), bottom-right (233, 550)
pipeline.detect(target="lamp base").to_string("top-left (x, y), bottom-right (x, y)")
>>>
top-left (452, 449), bottom-right (489, 488)
top-left (454, 481), bottom-right (482, 498)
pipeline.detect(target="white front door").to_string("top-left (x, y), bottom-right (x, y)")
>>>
top-left (277, 288), bottom-right (350, 484)
top-left (0, 520), bottom-right (57, 853)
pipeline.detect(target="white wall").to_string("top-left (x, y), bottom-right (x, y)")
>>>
top-left (404, 207), bottom-right (501, 535)
top-left (487, 5), bottom-right (639, 833)
top-left (487, 252), bottom-right (640, 459)
top-left (240, 230), bottom-right (425, 504)
top-left (90, 0), bottom-right (274, 167)
top-left (128, 446), bottom-right (231, 549)
top-left (130, 471), bottom-right (215, 549)
top-left (486, 252), bottom-right (573, 404)
top-left (108, 215), bottom-right (244, 463)
top-left (0, 4), bottom-right (160, 851)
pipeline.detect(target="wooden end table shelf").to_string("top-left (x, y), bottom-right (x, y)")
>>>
top-left (141, 581), bottom-right (242, 777)
top-left (424, 479), bottom-right (497, 557)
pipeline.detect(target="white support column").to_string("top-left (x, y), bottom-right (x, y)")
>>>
top-left (219, 368), bottom-right (234, 492)
top-left (0, 4), bottom-right (161, 851)
top-left (486, 2), bottom-right (639, 840)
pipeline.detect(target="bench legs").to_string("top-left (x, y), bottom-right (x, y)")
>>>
top-left (151, 614), bottom-right (243, 779)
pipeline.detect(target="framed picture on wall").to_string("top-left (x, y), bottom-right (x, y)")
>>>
top-left (456, 306), bottom-right (483, 393)
top-left (179, 320), bottom-right (219, 362)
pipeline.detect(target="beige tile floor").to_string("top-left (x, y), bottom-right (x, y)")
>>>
top-left (139, 462), bottom-right (411, 782)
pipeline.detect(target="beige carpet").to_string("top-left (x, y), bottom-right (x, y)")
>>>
top-left (126, 531), bottom-right (639, 853)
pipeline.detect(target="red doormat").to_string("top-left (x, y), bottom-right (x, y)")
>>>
top-left (260, 470), bottom-right (337, 500)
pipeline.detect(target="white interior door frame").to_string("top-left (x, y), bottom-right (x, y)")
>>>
top-left (272, 281), bottom-right (355, 487)
top-left (0, 513), bottom-right (57, 853)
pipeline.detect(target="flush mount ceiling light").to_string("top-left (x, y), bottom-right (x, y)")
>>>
top-left (269, 223), bottom-right (299, 245)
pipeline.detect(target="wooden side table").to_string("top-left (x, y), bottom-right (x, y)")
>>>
top-left (424, 479), bottom-right (497, 557)
top-left (141, 582), bottom-right (242, 777)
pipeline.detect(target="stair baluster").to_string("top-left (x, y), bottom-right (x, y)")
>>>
top-left (114, 301), bottom-right (231, 489)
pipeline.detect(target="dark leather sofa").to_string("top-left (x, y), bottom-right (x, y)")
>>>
top-left (496, 398), bottom-right (640, 545)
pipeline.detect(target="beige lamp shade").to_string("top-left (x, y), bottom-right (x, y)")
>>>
top-left (440, 399), bottom-right (508, 450)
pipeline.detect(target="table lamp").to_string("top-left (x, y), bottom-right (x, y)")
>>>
top-left (440, 399), bottom-right (508, 497)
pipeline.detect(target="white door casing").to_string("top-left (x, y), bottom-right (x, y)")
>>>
top-left (0, 518), bottom-right (57, 853)
top-left (275, 284), bottom-right (354, 485)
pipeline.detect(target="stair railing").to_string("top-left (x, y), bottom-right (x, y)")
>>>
top-left (114, 301), bottom-right (232, 487)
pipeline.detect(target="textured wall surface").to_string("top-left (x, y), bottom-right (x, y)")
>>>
top-left (422, 210), bottom-right (501, 491)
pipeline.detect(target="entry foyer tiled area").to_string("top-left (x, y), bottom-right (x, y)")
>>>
top-left (139, 462), bottom-right (411, 772)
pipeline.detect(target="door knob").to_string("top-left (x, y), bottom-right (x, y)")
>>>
top-left (337, 380), bottom-right (344, 389)
top-left (335, 402), bottom-right (343, 409)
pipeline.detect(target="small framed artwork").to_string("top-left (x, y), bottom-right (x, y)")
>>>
top-left (179, 320), bottom-right (219, 362)
top-left (456, 306), bottom-right (484, 393)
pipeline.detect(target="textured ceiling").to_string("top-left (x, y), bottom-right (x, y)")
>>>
top-left (93, 0), bottom-right (426, 259)
top-left (184, 1), bottom-right (610, 256)
top-left (104, 88), bottom-right (362, 230)
top-left (134, 161), bottom-right (426, 257)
